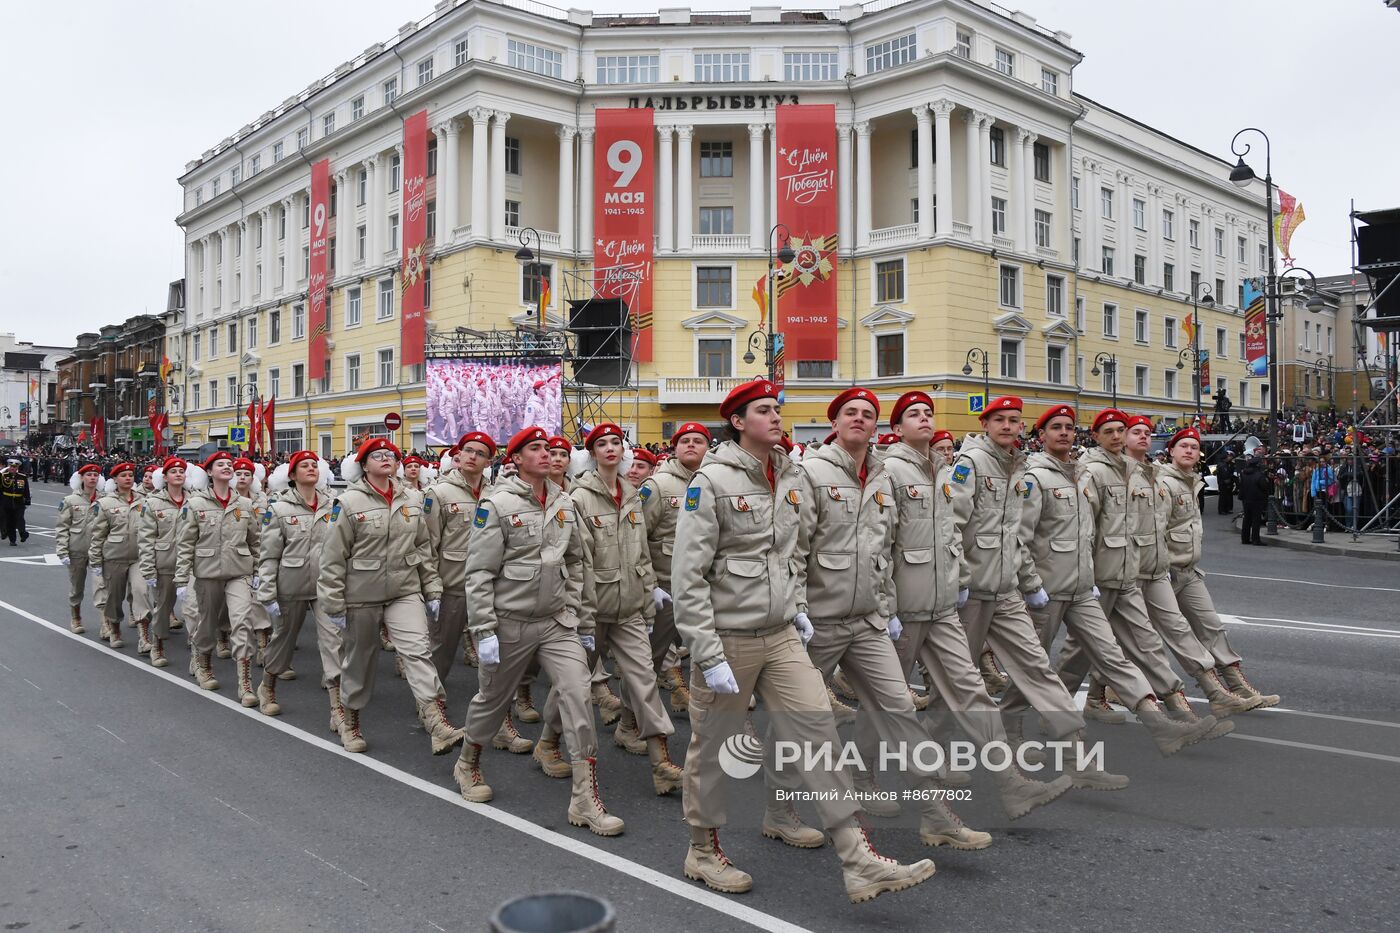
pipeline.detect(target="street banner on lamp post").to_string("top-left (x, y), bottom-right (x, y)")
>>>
top-left (1243, 278), bottom-right (1268, 377)
top-left (308, 159), bottom-right (331, 381)
top-left (594, 108), bottom-right (655, 362)
top-left (775, 103), bottom-right (838, 361)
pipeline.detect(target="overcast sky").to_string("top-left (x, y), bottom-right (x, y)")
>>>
top-left (2, 0), bottom-right (1395, 347)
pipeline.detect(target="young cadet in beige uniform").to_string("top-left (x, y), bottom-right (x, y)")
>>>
top-left (1003, 406), bottom-right (1213, 761)
top-left (860, 391), bottom-right (1070, 818)
top-left (255, 451), bottom-right (339, 722)
top-left (1122, 417), bottom-right (1258, 717)
top-left (797, 387), bottom-right (1002, 850)
top-left (546, 422), bottom-right (682, 795)
top-left (424, 432), bottom-right (494, 684)
top-left (174, 451), bottom-right (260, 693)
top-left (454, 426), bottom-right (626, 838)
top-left (89, 462), bottom-right (151, 651)
top-left (673, 378), bottom-right (934, 904)
top-left (1160, 428), bottom-right (1279, 708)
top-left (640, 422), bottom-right (710, 717)
top-left (138, 457), bottom-right (190, 668)
top-left (319, 437), bottom-right (462, 756)
top-left (139, 464), bottom-right (157, 499)
top-left (626, 447), bottom-right (658, 488)
top-left (56, 464), bottom-right (103, 633)
top-left (231, 457), bottom-right (274, 662)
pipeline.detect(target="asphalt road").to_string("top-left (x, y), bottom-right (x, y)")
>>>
top-left (2, 480), bottom-right (1397, 933)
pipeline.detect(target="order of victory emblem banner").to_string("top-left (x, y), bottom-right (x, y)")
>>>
top-left (775, 103), bottom-right (839, 361)
top-left (593, 107), bottom-right (655, 362)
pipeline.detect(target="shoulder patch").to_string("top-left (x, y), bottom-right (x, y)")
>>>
top-left (1022, 478), bottom-right (1034, 498)
top-left (91, 502), bottom-right (100, 514)
top-left (684, 486), bottom-right (701, 511)
top-left (473, 505), bottom-right (490, 528)
top-left (262, 508), bottom-right (273, 526)
top-left (951, 463), bottom-right (971, 485)
top-left (423, 495), bottom-right (433, 514)
top-left (330, 500), bottom-right (342, 523)
top-left (639, 485), bottom-right (652, 501)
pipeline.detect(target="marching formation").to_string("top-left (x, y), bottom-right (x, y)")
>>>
top-left (50, 378), bottom-right (1278, 907)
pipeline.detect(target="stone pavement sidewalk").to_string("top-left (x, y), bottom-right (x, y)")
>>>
top-left (1205, 508), bottom-right (1400, 562)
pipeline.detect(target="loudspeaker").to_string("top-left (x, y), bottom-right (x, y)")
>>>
top-left (1357, 211), bottom-right (1400, 318)
top-left (567, 297), bottom-right (632, 386)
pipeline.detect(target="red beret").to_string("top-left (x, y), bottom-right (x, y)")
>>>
top-left (455, 432), bottom-right (497, 457)
top-left (231, 457), bottom-right (256, 473)
top-left (877, 433), bottom-right (898, 446)
top-left (931, 430), bottom-right (954, 446)
top-left (77, 463), bottom-right (103, 476)
top-left (890, 391), bottom-right (934, 428)
top-left (287, 450), bottom-right (319, 474)
top-left (1125, 415), bottom-right (1154, 432)
top-left (546, 435), bottom-right (572, 453)
top-left (161, 457), bottom-right (188, 474)
top-left (108, 462), bottom-right (135, 477)
top-left (142, 463), bottom-right (159, 474)
top-left (354, 437), bottom-right (402, 463)
top-left (506, 426), bottom-right (549, 457)
top-left (584, 422), bottom-right (625, 450)
top-left (402, 455), bottom-right (428, 468)
top-left (1168, 427), bottom-right (1201, 449)
top-left (979, 396), bottom-right (1022, 420)
top-left (720, 379), bottom-right (779, 420)
top-left (631, 447), bottom-right (657, 465)
top-left (827, 386), bottom-right (880, 422)
top-left (1091, 408), bottom-right (1129, 432)
top-left (823, 430), bottom-right (838, 444)
top-left (202, 451), bottom-right (234, 471)
top-left (1035, 404), bottom-right (1076, 432)
top-left (671, 422), bottom-right (710, 445)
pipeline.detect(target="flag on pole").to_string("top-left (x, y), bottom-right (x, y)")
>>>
top-left (1182, 312), bottom-right (1196, 348)
top-left (246, 397), bottom-right (261, 455)
top-left (262, 397), bottom-right (276, 453)
top-left (537, 272), bottom-right (551, 321)
top-left (752, 273), bottom-right (768, 330)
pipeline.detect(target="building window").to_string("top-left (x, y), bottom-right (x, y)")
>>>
top-left (191, 383), bottom-right (201, 409)
top-left (212, 178), bottom-right (221, 197)
top-left (1238, 332), bottom-right (1247, 359)
top-left (1134, 254), bottom-right (1147, 285)
top-left (378, 348), bottom-right (395, 387)
top-left (999, 339), bottom-right (1020, 378)
top-left (423, 267), bottom-right (431, 310)
top-left (522, 262), bottom-right (552, 306)
top-left (1162, 209), bottom-right (1175, 241)
top-left (989, 127), bottom-right (1005, 166)
top-left (504, 200), bottom-right (520, 228)
top-left (994, 47), bottom-right (1014, 76)
top-left (507, 39), bottom-right (562, 78)
top-left (954, 29), bottom-right (972, 59)
top-left (389, 214), bottom-right (400, 251)
top-left (875, 259), bottom-right (904, 303)
top-left (1189, 219), bottom-right (1200, 248)
top-left (1101, 187), bottom-right (1114, 219)
top-left (383, 77), bottom-right (398, 104)
top-left (273, 142), bottom-right (284, 163)
top-left (797, 360), bottom-right (833, 379)
top-left (1238, 381), bottom-right (1249, 406)
top-left (1072, 238), bottom-right (1080, 265)
top-left (597, 53), bottom-right (659, 84)
top-left (1163, 263), bottom-right (1174, 292)
top-left (875, 333), bottom-right (904, 377)
top-left (453, 37), bottom-right (469, 67)
top-left (355, 224), bottom-right (366, 262)
top-left (699, 207), bottom-right (734, 235)
top-left (1216, 327), bottom-right (1228, 358)
top-left (209, 326), bottom-right (219, 357)
top-left (1132, 198), bottom-right (1146, 231)
top-left (998, 264), bottom-right (1020, 308)
top-left (323, 112), bottom-right (335, 137)
top-left (209, 380), bottom-right (218, 409)
top-left (1135, 365), bottom-right (1148, 397)
top-left (301, 246), bottom-right (309, 279)
top-left (1045, 274), bottom-right (1065, 317)
top-left (1071, 176), bottom-right (1080, 210)
top-left (991, 197), bottom-right (1007, 236)
top-left (1216, 277), bottom-right (1227, 305)
top-left (346, 287), bottom-right (362, 327)
top-left (696, 266), bottom-right (733, 307)
top-left (389, 154), bottom-right (401, 192)
top-left (1034, 209), bottom-right (1052, 248)
top-left (1164, 316), bottom-right (1177, 349)
top-left (699, 141), bottom-right (733, 178)
top-left (1102, 247), bottom-right (1114, 277)
top-left (505, 137), bottom-right (521, 175)
top-left (291, 363), bottom-right (304, 397)
top-left (694, 51), bottom-right (750, 82)
top-left (1135, 309), bottom-right (1149, 344)
top-left (269, 310), bottom-right (281, 344)
top-left (783, 51), bottom-right (838, 81)
top-left (1190, 270), bottom-right (1201, 295)
top-left (231, 165), bottom-right (241, 187)
top-left (1046, 345), bottom-right (1065, 384)
top-left (911, 198), bottom-right (919, 225)
top-left (352, 96), bottom-right (364, 121)
top-left (345, 354), bottom-right (361, 391)
top-left (1164, 368), bottom-right (1177, 399)
top-left (247, 315), bottom-right (258, 348)
top-left (192, 332), bottom-right (201, 361)
top-left (865, 33), bottom-right (916, 73)
top-left (195, 188), bottom-right (204, 207)
top-left (427, 199), bottom-right (437, 239)
top-left (296, 128), bottom-right (308, 151)
top-left (1214, 227), bottom-right (1225, 257)
top-left (357, 169), bottom-right (368, 206)
top-left (1103, 302), bottom-right (1118, 338)
top-left (1041, 69), bottom-right (1058, 95)
top-left (1237, 235), bottom-right (1246, 263)
top-left (377, 278), bottom-right (394, 319)
top-left (1033, 143), bottom-right (1050, 182)
top-left (292, 303), bottom-right (305, 339)
top-left (1075, 296), bottom-right (1085, 333)
top-left (417, 57), bottom-right (434, 86)
top-left (697, 338), bottom-right (732, 377)
top-left (268, 367), bottom-right (280, 399)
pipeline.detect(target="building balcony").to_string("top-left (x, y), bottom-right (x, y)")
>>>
top-left (506, 226), bottom-right (560, 250)
top-left (658, 376), bottom-right (748, 406)
top-left (951, 222), bottom-right (973, 242)
top-left (692, 234), bottom-right (751, 251)
top-left (870, 224), bottom-right (918, 245)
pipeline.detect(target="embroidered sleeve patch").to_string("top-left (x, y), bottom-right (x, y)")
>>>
top-left (473, 505), bottom-right (490, 528)
top-left (684, 486), bottom-right (701, 511)
top-left (639, 485), bottom-right (652, 501)
top-left (330, 501), bottom-right (342, 523)
top-left (262, 508), bottom-right (273, 526)
top-left (423, 495), bottom-right (433, 514)
top-left (1022, 479), bottom-right (1034, 499)
top-left (951, 463), bottom-right (970, 485)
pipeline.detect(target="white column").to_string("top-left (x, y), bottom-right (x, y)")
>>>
top-left (556, 125), bottom-right (576, 251)
top-left (855, 121), bottom-right (872, 248)
top-left (238, 220), bottom-right (251, 306)
top-left (932, 100), bottom-right (954, 237)
top-left (836, 123), bottom-right (852, 253)
top-left (185, 243), bottom-right (198, 314)
top-left (578, 128), bottom-right (594, 251)
top-left (1020, 130), bottom-right (1037, 250)
top-left (1177, 193), bottom-right (1192, 291)
top-left (1225, 212), bottom-right (1238, 305)
top-left (1201, 206), bottom-right (1215, 290)
top-left (749, 123), bottom-right (766, 248)
top-left (657, 125), bottom-right (675, 252)
top-left (198, 237), bottom-right (212, 316)
top-left (1147, 184), bottom-right (1161, 286)
top-left (288, 192), bottom-right (304, 283)
top-left (964, 110), bottom-right (982, 242)
top-left (978, 116), bottom-right (993, 245)
top-left (333, 171), bottom-right (349, 275)
top-left (257, 210), bottom-right (271, 295)
top-left (676, 125), bottom-right (693, 252)
top-left (490, 111), bottom-right (510, 242)
top-left (1008, 128), bottom-right (1024, 250)
top-left (1083, 159), bottom-right (1099, 268)
top-left (390, 144), bottom-right (404, 258)
top-left (469, 108), bottom-right (490, 239)
top-left (363, 159), bottom-right (379, 267)
top-left (768, 123), bottom-right (778, 249)
top-left (440, 119), bottom-right (461, 242)
top-left (913, 105), bottom-right (934, 240)
top-left (221, 227), bottom-right (233, 307)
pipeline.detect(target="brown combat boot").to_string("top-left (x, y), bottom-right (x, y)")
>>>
top-left (1197, 669), bottom-right (1261, 716)
top-left (453, 742), bottom-right (492, 802)
top-left (277, 668), bottom-right (297, 681)
top-left (829, 669), bottom-right (858, 702)
top-left (1083, 679), bottom-right (1127, 724)
top-left (256, 672), bottom-right (281, 717)
top-left (255, 628), bottom-right (270, 663)
top-left (513, 683), bottom-right (541, 724)
top-left (761, 800), bottom-right (824, 848)
top-left (462, 638), bottom-right (478, 667)
top-left (1163, 691), bottom-right (1234, 739)
top-left (98, 617), bottom-right (114, 642)
top-left (237, 659), bottom-right (258, 707)
top-left (327, 680), bottom-right (344, 734)
top-left (568, 757), bottom-right (624, 836)
top-left (613, 707), bottom-right (647, 755)
top-left (149, 637), bottom-right (169, 669)
top-left (685, 827), bottom-right (753, 893)
top-left (827, 686), bottom-right (857, 726)
top-left (492, 712), bottom-right (534, 754)
top-left (419, 697), bottom-right (466, 756)
top-left (591, 681), bottom-right (622, 726)
top-left (1134, 697), bottom-right (1212, 756)
top-left (69, 611), bottom-right (85, 635)
top-left (1065, 732), bottom-right (1130, 790)
top-left (978, 649), bottom-right (1009, 696)
top-left (194, 652), bottom-right (220, 691)
top-left (216, 633), bottom-right (232, 659)
top-left (532, 730), bottom-right (572, 778)
top-left (135, 620), bottom-right (152, 655)
top-left (1219, 662), bottom-right (1280, 708)
top-left (852, 770), bottom-right (901, 817)
top-left (919, 800), bottom-right (992, 850)
top-left (659, 666), bottom-right (690, 718)
top-left (107, 619), bottom-right (125, 649)
top-left (647, 735), bottom-right (684, 796)
top-left (339, 706), bottom-right (368, 753)
top-left (993, 767), bottom-right (1072, 820)
top-left (832, 820), bottom-right (936, 904)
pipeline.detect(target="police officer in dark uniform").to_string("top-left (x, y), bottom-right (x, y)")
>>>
top-left (1, 458), bottom-right (31, 545)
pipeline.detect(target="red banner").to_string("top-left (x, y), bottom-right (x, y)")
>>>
top-left (400, 110), bottom-right (429, 368)
top-left (775, 104), bottom-right (839, 361)
top-left (308, 159), bottom-right (330, 381)
top-left (594, 108), bottom-right (655, 362)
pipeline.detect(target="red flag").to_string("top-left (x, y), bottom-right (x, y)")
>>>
top-left (308, 160), bottom-right (331, 380)
top-left (593, 108), bottom-right (655, 361)
top-left (262, 397), bottom-right (276, 453)
top-left (246, 397), bottom-right (261, 455)
top-left (400, 110), bottom-right (429, 367)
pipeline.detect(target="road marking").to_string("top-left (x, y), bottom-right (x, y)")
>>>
top-left (1177, 694), bottom-right (1400, 731)
top-left (1226, 615), bottom-right (1400, 635)
top-left (22, 677), bottom-right (41, 690)
top-left (0, 554), bottom-right (63, 567)
top-left (1208, 571), bottom-right (1400, 594)
top-left (1219, 618), bottom-right (1400, 640)
top-left (56, 699), bottom-right (76, 714)
top-left (149, 758), bottom-right (182, 779)
top-left (1226, 733), bottom-right (1400, 765)
top-left (213, 795), bottom-right (262, 826)
top-left (0, 598), bottom-right (813, 933)
top-left (96, 724), bottom-right (127, 744)
top-left (303, 848), bottom-right (369, 889)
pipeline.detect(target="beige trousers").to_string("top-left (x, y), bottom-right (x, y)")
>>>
top-left (959, 596), bottom-right (1083, 739)
top-left (340, 595), bottom-right (443, 711)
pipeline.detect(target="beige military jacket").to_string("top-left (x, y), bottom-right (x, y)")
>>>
top-left (318, 478), bottom-right (440, 615)
top-left (463, 474), bottom-right (585, 635)
top-left (425, 470), bottom-right (489, 594)
top-left (572, 469), bottom-right (658, 627)
top-left (175, 487), bottom-right (259, 585)
top-left (138, 488), bottom-right (189, 579)
top-left (256, 486), bottom-right (334, 602)
top-left (55, 491), bottom-right (99, 563)
top-left (1079, 446), bottom-right (1140, 589)
top-left (949, 434), bottom-right (1035, 601)
top-left (795, 442), bottom-right (895, 626)
top-left (884, 442), bottom-right (960, 621)
top-left (1018, 452), bottom-right (1096, 601)
top-left (1158, 464), bottom-right (1203, 575)
top-left (640, 457), bottom-right (696, 591)
top-left (1130, 459), bottom-right (1171, 583)
top-left (672, 441), bottom-right (808, 671)
top-left (89, 491), bottom-right (142, 567)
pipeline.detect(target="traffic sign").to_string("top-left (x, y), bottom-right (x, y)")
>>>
top-left (384, 411), bottom-right (403, 431)
top-left (229, 425), bottom-right (248, 443)
top-left (161, 427), bottom-right (173, 441)
top-left (967, 393), bottom-right (986, 414)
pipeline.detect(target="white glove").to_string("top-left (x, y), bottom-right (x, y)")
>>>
top-left (1025, 587), bottom-right (1050, 609)
top-left (175, 586), bottom-right (187, 601)
top-left (887, 615), bottom-right (902, 640)
top-left (793, 611), bottom-right (814, 645)
top-left (651, 586), bottom-right (672, 611)
top-left (329, 614), bottom-right (346, 630)
top-left (580, 634), bottom-right (596, 652)
top-left (703, 660), bottom-right (740, 694)
top-left (146, 578), bottom-right (158, 589)
top-left (957, 588), bottom-right (970, 608)
top-left (90, 566), bottom-right (102, 578)
top-left (1092, 585), bottom-right (1101, 599)
top-left (59, 555), bottom-right (70, 566)
top-left (251, 575), bottom-right (261, 590)
top-left (426, 599), bottom-right (440, 620)
top-left (478, 633), bottom-right (500, 666)
top-left (264, 600), bottom-right (281, 619)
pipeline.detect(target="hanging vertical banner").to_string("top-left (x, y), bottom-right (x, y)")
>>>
top-left (775, 103), bottom-right (838, 361)
top-left (594, 108), bottom-right (655, 362)
top-left (307, 159), bottom-right (331, 381)
top-left (400, 110), bottom-right (429, 368)
top-left (1243, 277), bottom-right (1268, 377)
top-left (1199, 351), bottom-right (1212, 397)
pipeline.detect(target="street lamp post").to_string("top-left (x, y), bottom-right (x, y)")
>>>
top-left (1313, 356), bottom-right (1334, 408)
top-left (513, 227), bottom-right (542, 323)
top-left (961, 348), bottom-right (990, 407)
top-left (743, 223), bottom-right (795, 383)
top-left (1091, 352), bottom-right (1118, 409)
